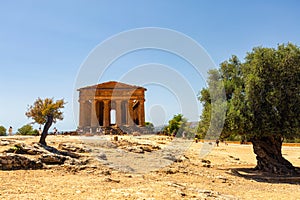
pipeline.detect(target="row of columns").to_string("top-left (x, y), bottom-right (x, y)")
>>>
top-left (79, 99), bottom-right (145, 128)
top-left (90, 99), bottom-right (111, 127)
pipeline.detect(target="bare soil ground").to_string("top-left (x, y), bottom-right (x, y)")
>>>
top-left (0, 135), bottom-right (300, 200)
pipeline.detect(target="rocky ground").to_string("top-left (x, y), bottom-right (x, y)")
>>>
top-left (0, 135), bottom-right (300, 200)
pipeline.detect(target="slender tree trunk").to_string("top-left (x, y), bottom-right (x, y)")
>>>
top-left (251, 135), bottom-right (297, 175)
top-left (39, 115), bottom-right (53, 146)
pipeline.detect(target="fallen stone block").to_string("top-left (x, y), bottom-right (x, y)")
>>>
top-left (40, 154), bottom-right (67, 165)
top-left (0, 153), bottom-right (43, 170)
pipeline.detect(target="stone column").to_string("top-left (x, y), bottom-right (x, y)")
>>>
top-left (128, 100), bottom-right (134, 126)
top-left (138, 99), bottom-right (145, 126)
top-left (79, 100), bottom-right (85, 128)
top-left (103, 100), bottom-right (110, 127)
top-left (122, 101), bottom-right (128, 124)
top-left (91, 100), bottom-right (99, 127)
top-left (79, 100), bottom-right (90, 127)
top-left (115, 100), bottom-right (122, 126)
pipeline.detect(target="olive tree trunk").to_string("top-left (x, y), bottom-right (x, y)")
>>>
top-left (39, 115), bottom-right (53, 146)
top-left (251, 135), bottom-right (297, 175)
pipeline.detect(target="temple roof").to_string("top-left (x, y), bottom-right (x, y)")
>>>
top-left (78, 81), bottom-right (147, 91)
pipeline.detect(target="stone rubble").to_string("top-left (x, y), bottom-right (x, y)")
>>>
top-left (0, 142), bottom-right (91, 170)
top-left (0, 153), bottom-right (43, 170)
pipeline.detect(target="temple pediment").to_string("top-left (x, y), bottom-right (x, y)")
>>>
top-left (78, 81), bottom-right (146, 91)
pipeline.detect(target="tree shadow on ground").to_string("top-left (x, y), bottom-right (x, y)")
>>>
top-left (228, 167), bottom-right (300, 184)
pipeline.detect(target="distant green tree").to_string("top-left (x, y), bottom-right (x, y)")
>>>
top-left (198, 44), bottom-right (300, 175)
top-left (197, 68), bottom-right (227, 140)
top-left (17, 124), bottom-right (38, 136)
top-left (26, 98), bottom-right (66, 145)
top-left (0, 126), bottom-right (6, 136)
top-left (145, 122), bottom-right (154, 132)
top-left (164, 114), bottom-right (187, 136)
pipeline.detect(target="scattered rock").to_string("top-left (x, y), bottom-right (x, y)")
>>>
top-left (163, 168), bottom-right (179, 174)
top-left (163, 154), bottom-right (177, 162)
top-left (93, 141), bottom-right (118, 149)
top-left (0, 140), bottom-right (10, 146)
top-left (60, 151), bottom-right (81, 159)
top-left (42, 145), bottom-right (81, 159)
top-left (229, 155), bottom-right (240, 161)
top-left (0, 142), bottom-right (94, 170)
top-left (5, 143), bottom-right (47, 155)
top-left (0, 153), bottom-right (43, 170)
top-left (64, 158), bottom-right (90, 166)
top-left (113, 139), bottom-right (160, 154)
top-left (140, 145), bottom-right (152, 152)
top-left (217, 175), bottom-right (228, 183)
top-left (198, 189), bottom-right (238, 199)
top-left (113, 136), bottom-right (118, 141)
top-left (105, 164), bottom-right (135, 173)
top-left (201, 159), bottom-right (211, 164)
top-left (40, 154), bottom-right (67, 165)
top-left (103, 177), bottom-right (120, 183)
top-left (176, 155), bottom-right (189, 162)
top-left (58, 143), bottom-right (91, 153)
top-left (132, 132), bottom-right (141, 136)
top-left (126, 146), bottom-right (144, 154)
top-left (180, 192), bottom-right (186, 197)
top-left (97, 152), bottom-right (107, 160)
top-left (168, 182), bottom-right (186, 189)
top-left (101, 170), bottom-right (111, 176)
top-left (202, 163), bottom-right (211, 168)
top-left (201, 159), bottom-right (211, 167)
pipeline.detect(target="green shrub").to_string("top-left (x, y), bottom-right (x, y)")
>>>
top-left (226, 133), bottom-right (242, 141)
top-left (0, 126), bottom-right (6, 136)
top-left (145, 122), bottom-right (154, 132)
top-left (283, 137), bottom-right (300, 143)
top-left (164, 114), bottom-right (187, 136)
top-left (294, 138), bottom-right (300, 143)
top-left (17, 124), bottom-right (38, 136)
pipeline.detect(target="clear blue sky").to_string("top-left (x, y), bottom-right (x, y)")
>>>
top-left (0, 0), bottom-right (300, 132)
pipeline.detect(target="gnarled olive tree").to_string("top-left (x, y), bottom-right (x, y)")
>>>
top-left (26, 98), bottom-right (66, 145)
top-left (199, 44), bottom-right (300, 175)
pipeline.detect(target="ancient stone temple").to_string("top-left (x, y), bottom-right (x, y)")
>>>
top-left (78, 81), bottom-right (146, 131)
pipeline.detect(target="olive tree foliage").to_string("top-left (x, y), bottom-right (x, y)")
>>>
top-left (26, 98), bottom-right (65, 145)
top-left (0, 126), bottom-right (6, 136)
top-left (243, 44), bottom-right (300, 138)
top-left (198, 44), bottom-right (300, 175)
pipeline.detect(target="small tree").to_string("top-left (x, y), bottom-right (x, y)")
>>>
top-left (145, 122), bottom-right (154, 132)
top-left (0, 126), bottom-right (6, 136)
top-left (26, 98), bottom-right (66, 145)
top-left (17, 124), bottom-right (38, 136)
top-left (164, 114), bottom-right (187, 136)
